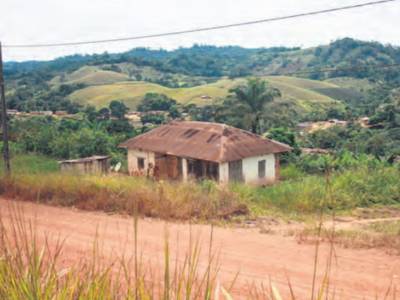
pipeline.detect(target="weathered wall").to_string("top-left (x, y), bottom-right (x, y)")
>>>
top-left (60, 160), bottom-right (109, 174)
top-left (242, 154), bottom-right (276, 184)
top-left (218, 163), bottom-right (229, 184)
top-left (127, 149), bottom-right (155, 176)
top-left (127, 149), bottom-right (278, 185)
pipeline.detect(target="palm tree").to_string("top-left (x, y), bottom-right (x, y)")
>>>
top-left (229, 78), bottom-right (281, 134)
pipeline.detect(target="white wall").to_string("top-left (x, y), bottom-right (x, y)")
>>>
top-left (218, 162), bottom-right (229, 184)
top-left (127, 149), bottom-right (155, 176)
top-left (242, 154), bottom-right (276, 184)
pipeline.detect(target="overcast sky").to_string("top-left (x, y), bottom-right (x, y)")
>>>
top-left (1, 0), bottom-right (399, 62)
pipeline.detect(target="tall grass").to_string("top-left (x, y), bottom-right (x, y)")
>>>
top-left (0, 153), bottom-right (59, 175)
top-left (0, 204), bottom-right (231, 300)
top-left (0, 154), bottom-right (399, 220)
top-left (233, 165), bottom-right (400, 216)
top-left (0, 174), bottom-right (247, 221)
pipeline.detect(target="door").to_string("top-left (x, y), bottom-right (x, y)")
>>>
top-left (228, 160), bottom-right (243, 182)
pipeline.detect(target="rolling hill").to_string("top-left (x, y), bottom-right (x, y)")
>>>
top-left (5, 37), bottom-right (398, 118)
top-left (68, 75), bottom-right (350, 114)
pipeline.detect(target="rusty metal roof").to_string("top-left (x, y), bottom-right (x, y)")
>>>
top-left (58, 156), bottom-right (110, 164)
top-left (119, 121), bottom-right (291, 163)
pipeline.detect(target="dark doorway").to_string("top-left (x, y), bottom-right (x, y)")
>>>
top-left (187, 159), bottom-right (219, 181)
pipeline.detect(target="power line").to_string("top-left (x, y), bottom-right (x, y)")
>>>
top-left (75, 63), bottom-right (400, 87)
top-left (267, 62), bottom-right (400, 77)
top-left (3, 0), bottom-right (398, 49)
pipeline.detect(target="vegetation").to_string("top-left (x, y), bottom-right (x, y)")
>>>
top-left (225, 78), bottom-right (281, 134)
top-left (0, 206), bottom-right (228, 300)
top-left (1, 152), bottom-right (399, 221)
top-left (7, 101), bottom-right (135, 164)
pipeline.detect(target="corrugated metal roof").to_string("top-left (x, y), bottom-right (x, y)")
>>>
top-left (58, 156), bottom-right (110, 164)
top-left (119, 121), bottom-right (291, 163)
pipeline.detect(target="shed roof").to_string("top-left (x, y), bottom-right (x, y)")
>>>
top-left (58, 155), bottom-right (110, 164)
top-left (119, 121), bottom-right (291, 163)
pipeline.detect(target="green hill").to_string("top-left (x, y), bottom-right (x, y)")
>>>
top-left (5, 37), bottom-right (398, 116)
top-left (69, 78), bottom-right (240, 108)
top-left (69, 76), bottom-right (344, 114)
top-left (51, 66), bottom-right (131, 86)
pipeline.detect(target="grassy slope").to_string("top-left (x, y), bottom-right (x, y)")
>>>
top-left (69, 78), bottom-right (241, 108)
top-left (51, 66), bottom-right (130, 86)
top-left (325, 77), bottom-right (374, 92)
top-left (69, 76), bottom-right (343, 110)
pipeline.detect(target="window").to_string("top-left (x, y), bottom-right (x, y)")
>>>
top-left (137, 157), bottom-right (145, 170)
top-left (258, 160), bottom-right (266, 178)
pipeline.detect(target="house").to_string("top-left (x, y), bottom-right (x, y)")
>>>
top-left (59, 156), bottom-right (110, 174)
top-left (119, 121), bottom-right (291, 185)
top-left (6, 109), bottom-right (18, 116)
top-left (54, 110), bottom-right (68, 116)
top-left (301, 147), bottom-right (331, 155)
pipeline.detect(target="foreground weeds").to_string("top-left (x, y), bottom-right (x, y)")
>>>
top-left (0, 204), bottom-right (235, 299)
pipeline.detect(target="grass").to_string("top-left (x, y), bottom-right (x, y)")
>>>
top-left (68, 79), bottom-right (238, 109)
top-left (324, 77), bottom-right (374, 92)
top-left (296, 221), bottom-right (400, 255)
top-left (0, 154), bottom-right (59, 175)
top-left (51, 65), bottom-right (130, 85)
top-left (1, 154), bottom-right (400, 222)
top-left (0, 174), bottom-right (247, 221)
top-left (0, 203), bottom-right (230, 300)
top-left (68, 76), bottom-right (342, 111)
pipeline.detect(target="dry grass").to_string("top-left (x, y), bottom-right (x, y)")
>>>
top-left (0, 174), bottom-right (248, 221)
top-left (295, 220), bottom-right (400, 255)
top-left (0, 203), bottom-right (232, 300)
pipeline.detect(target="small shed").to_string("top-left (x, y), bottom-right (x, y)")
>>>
top-left (59, 156), bottom-right (110, 174)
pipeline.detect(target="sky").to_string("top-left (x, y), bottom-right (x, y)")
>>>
top-left (1, 0), bottom-right (399, 62)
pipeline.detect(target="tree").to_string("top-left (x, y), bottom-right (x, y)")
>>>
top-left (109, 100), bottom-right (129, 119)
top-left (228, 78), bottom-right (281, 134)
top-left (84, 105), bottom-right (97, 123)
top-left (137, 93), bottom-right (177, 112)
top-left (97, 108), bottom-right (110, 121)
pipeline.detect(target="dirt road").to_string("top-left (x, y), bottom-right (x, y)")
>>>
top-left (1, 198), bottom-right (399, 299)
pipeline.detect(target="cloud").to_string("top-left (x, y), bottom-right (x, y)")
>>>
top-left (1, 0), bottom-right (399, 61)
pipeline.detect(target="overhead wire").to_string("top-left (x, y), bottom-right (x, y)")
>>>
top-left (2, 0), bottom-right (398, 48)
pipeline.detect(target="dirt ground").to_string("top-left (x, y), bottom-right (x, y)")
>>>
top-left (1, 198), bottom-right (399, 299)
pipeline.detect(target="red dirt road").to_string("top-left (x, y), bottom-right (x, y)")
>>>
top-left (1, 198), bottom-right (399, 299)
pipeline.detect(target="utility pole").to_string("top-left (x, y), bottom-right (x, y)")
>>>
top-left (0, 42), bottom-right (11, 176)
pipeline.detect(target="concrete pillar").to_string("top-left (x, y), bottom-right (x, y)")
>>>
top-left (182, 158), bottom-right (188, 182)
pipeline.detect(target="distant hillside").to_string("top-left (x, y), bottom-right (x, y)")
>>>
top-left (6, 38), bottom-right (400, 81)
top-left (69, 76), bottom-right (354, 117)
top-left (3, 38), bottom-right (399, 117)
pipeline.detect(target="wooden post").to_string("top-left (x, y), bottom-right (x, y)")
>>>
top-left (0, 42), bottom-right (11, 176)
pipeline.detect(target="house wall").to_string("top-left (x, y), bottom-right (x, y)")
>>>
top-left (242, 153), bottom-right (276, 184)
top-left (127, 149), bottom-right (279, 185)
top-left (218, 154), bottom-right (277, 185)
top-left (127, 149), bottom-right (155, 176)
top-left (60, 160), bottom-right (109, 174)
